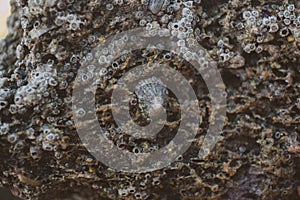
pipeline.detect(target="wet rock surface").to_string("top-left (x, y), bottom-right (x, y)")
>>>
top-left (0, 0), bottom-right (300, 199)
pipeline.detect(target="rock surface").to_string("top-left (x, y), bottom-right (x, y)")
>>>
top-left (0, 0), bottom-right (300, 199)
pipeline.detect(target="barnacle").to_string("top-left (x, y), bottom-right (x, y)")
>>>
top-left (135, 77), bottom-right (167, 117)
top-left (149, 0), bottom-right (166, 14)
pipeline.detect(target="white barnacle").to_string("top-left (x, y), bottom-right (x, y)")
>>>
top-left (135, 77), bottom-right (167, 116)
top-left (269, 23), bottom-right (279, 33)
top-left (76, 108), bottom-right (86, 117)
top-left (182, 7), bottom-right (193, 17)
top-left (7, 133), bottom-right (19, 144)
top-left (0, 123), bottom-right (10, 136)
top-left (149, 0), bottom-right (165, 14)
top-left (42, 142), bottom-right (54, 151)
top-left (242, 11), bottom-right (252, 20)
top-left (45, 133), bottom-right (56, 141)
top-left (30, 146), bottom-right (41, 160)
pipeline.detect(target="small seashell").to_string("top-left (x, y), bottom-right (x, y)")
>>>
top-left (149, 0), bottom-right (165, 14)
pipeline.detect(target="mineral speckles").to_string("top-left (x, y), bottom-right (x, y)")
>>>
top-left (0, 0), bottom-right (299, 199)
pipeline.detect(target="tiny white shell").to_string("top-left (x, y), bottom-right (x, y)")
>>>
top-left (149, 0), bottom-right (165, 14)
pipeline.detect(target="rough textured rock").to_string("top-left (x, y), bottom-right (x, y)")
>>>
top-left (0, 0), bottom-right (300, 199)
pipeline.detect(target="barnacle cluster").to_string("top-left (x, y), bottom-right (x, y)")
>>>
top-left (0, 0), bottom-right (299, 199)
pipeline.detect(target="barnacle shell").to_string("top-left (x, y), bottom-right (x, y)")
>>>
top-left (149, 0), bottom-right (166, 14)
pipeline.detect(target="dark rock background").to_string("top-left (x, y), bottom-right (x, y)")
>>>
top-left (0, 0), bottom-right (299, 199)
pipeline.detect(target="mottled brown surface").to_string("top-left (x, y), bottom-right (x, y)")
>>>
top-left (0, 0), bottom-right (299, 199)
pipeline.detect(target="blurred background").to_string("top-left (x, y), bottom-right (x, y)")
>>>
top-left (0, 0), bottom-right (21, 199)
top-left (0, 0), bottom-right (10, 38)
